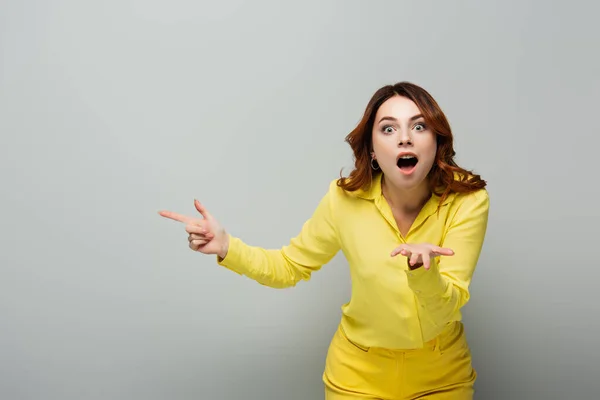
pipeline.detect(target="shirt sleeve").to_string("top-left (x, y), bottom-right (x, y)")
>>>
top-left (215, 181), bottom-right (341, 289)
top-left (405, 188), bottom-right (490, 326)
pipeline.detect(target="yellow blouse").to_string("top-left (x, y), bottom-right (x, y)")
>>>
top-left (217, 173), bottom-right (490, 349)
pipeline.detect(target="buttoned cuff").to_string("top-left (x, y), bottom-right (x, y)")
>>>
top-left (405, 258), bottom-right (446, 298)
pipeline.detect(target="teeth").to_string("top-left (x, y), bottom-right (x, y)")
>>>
top-left (399, 155), bottom-right (416, 159)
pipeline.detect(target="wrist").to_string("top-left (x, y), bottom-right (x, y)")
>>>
top-left (217, 234), bottom-right (230, 259)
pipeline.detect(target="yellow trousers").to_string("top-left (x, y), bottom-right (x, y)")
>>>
top-left (322, 321), bottom-right (476, 399)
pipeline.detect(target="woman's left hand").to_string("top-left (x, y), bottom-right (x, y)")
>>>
top-left (390, 243), bottom-right (454, 270)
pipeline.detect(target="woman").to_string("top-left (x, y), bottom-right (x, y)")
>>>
top-left (159, 82), bottom-right (489, 399)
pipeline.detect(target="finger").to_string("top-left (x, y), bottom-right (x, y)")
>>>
top-left (409, 252), bottom-right (420, 266)
top-left (194, 199), bottom-right (212, 220)
top-left (422, 253), bottom-right (431, 270)
top-left (433, 246), bottom-right (454, 256)
top-left (158, 210), bottom-right (194, 224)
top-left (189, 238), bottom-right (210, 250)
top-left (431, 251), bottom-right (454, 258)
top-left (391, 246), bottom-right (408, 257)
top-left (185, 223), bottom-right (210, 235)
top-left (188, 232), bottom-right (214, 245)
top-left (188, 233), bottom-right (210, 242)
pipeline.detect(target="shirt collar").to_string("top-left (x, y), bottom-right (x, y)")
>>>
top-left (353, 172), bottom-right (454, 215)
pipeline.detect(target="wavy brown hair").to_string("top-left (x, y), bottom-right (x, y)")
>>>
top-left (337, 82), bottom-right (486, 204)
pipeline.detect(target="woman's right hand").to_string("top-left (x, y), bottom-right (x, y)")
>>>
top-left (158, 199), bottom-right (230, 259)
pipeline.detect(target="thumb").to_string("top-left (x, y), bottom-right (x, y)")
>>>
top-left (434, 246), bottom-right (454, 256)
top-left (194, 199), bottom-right (212, 219)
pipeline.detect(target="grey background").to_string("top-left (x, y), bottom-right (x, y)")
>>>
top-left (1, 0), bottom-right (598, 399)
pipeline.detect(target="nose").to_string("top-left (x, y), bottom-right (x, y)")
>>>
top-left (398, 130), bottom-right (412, 146)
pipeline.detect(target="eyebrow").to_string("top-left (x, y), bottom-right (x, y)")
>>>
top-left (377, 114), bottom-right (424, 124)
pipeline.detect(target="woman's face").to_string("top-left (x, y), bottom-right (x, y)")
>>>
top-left (371, 95), bottom-right (437, 190)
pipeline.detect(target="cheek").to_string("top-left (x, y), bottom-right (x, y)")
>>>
top-left (419, 140), bottom-right (437, 168)
top-left (417, 136), bottom-right (438, 163)
top-left (372, 135), bottom-right (396, 156)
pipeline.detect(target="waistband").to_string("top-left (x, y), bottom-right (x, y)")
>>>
top-left (338, 320), bottom-right (462, 354)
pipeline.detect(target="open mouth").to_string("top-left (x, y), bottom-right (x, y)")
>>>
top-left (396, 155), bottom-right (418, 172)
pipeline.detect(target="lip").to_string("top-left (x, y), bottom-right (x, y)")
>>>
top-left (398, 165), bottom-right (417, 175)
top-left (396, 151), bottom-right (418, 161)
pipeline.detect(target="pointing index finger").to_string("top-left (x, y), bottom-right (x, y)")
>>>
top-left (158, 210), bottom-right (194, 224)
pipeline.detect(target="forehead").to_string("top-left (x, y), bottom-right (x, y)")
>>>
top-left (375, 95), bottom-right (421, 121)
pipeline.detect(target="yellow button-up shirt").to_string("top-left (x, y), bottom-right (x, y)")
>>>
top-left (218, 173), bottom-right (490, 349)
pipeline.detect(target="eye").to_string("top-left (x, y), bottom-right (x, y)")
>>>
top-left (413, 122), bottom-right (427, 132)
top-left (382, 125), bottom-right (395, 134)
